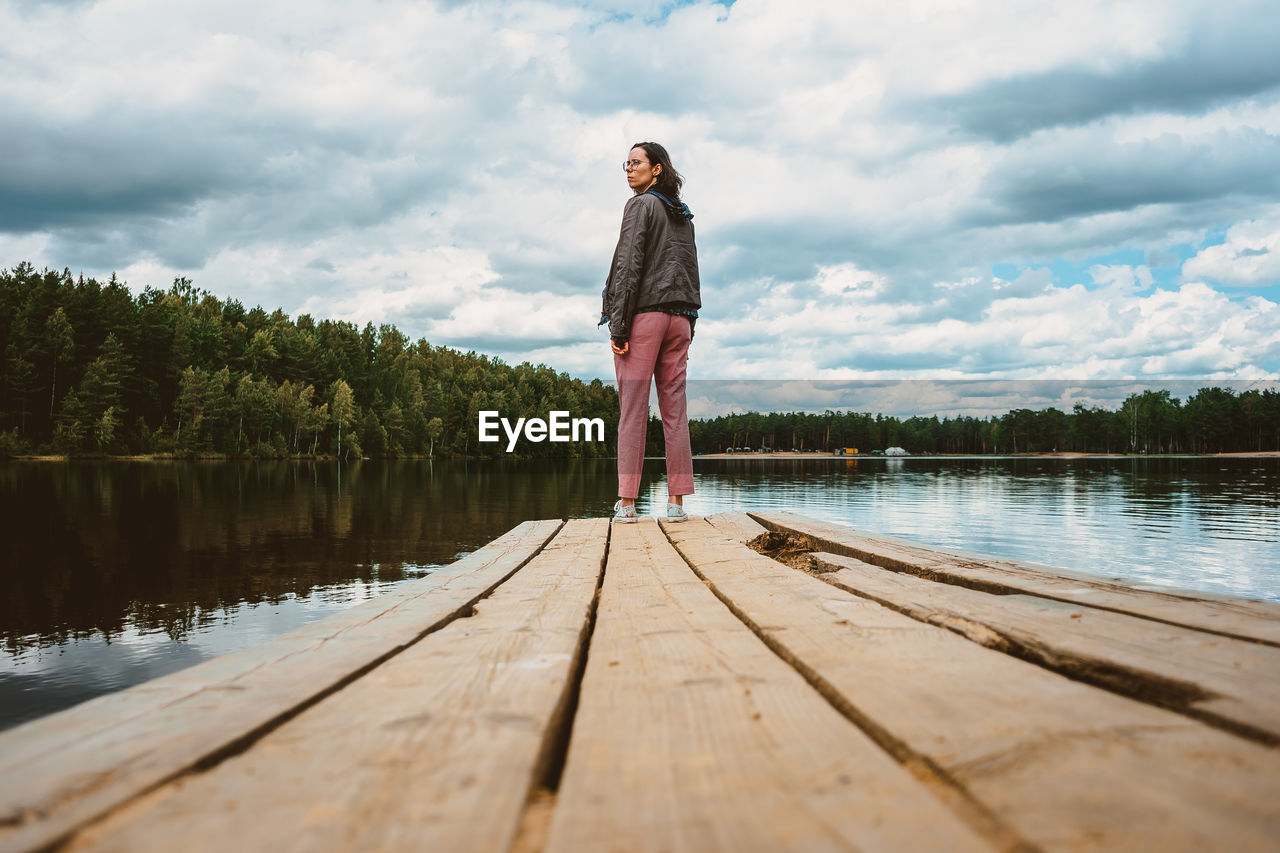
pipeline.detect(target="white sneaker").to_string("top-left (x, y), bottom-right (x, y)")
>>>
top-left (666, 502), bottom-right (689, 522)
top-left (613, 500), bottom-right (638, 523)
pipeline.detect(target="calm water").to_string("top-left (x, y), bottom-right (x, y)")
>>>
top-left (2, 457), bottom-right (1277, 731)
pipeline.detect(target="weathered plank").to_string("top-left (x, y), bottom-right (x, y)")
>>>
top-left (809, 550), bottom-right (1280, 744)
top-left (703, 511), bottom-right (768, 543)
top-left (664, 518), bottom-right (1280, 852)
top-left (751, 511), bottom-right (1280, 645)
top-left (0, 519), bottom-right (563, 853)
top-left (62, 518), bottom-right (608, 853)
top-left (545, 519), bottom-right (993, 853)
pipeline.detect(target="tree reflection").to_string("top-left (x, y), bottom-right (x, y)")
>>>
top-left (0, 460), bottom-right (618, 651)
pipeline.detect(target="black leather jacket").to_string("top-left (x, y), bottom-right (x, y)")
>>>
top-left (600, 191), bottom-right (701, 343)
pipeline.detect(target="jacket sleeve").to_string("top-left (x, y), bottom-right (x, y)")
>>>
top-left (604, 196), bottom-right (652, 342)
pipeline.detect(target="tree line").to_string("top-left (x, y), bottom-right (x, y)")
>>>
top-left (684, 386), bottom-right (1280, 455)
top-left (1, 264), bottom-right (617, 459)
top-left (4, 263), bottom-right (1276, 459)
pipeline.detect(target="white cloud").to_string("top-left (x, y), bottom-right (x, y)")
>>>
top-left (297, 247), bottom-right (499, 328)
top-left (1182, 218), bottom-right (1280, 287)
top-left (684, 264), bottom-right (1279, 380)
top-left (425, 289), bottom-right (600, 351)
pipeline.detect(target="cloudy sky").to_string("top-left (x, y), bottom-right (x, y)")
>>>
top-left (3, 0), bottom-right (1279, 393)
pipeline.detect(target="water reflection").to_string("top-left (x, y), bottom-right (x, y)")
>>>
top-left (1, 457), bottom-right (1277, 731)
top-left (0, 460), bottom-right (621, 652)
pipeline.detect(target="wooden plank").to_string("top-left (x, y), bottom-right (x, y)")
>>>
top-left (750, 511), bottom-right (1280, 645)
top-left (545, 519), bottom-right (994, 853)
top-left (704, 511), bottom-right (768, 543)
top-left (809, 550), bottom-right (1280, 744)
top-left (62, 518), bottom-right (609, 853)
top-left (0, 519), bottom-right (563, 853)
top-left (664, 519), bottom-right (1280, 852)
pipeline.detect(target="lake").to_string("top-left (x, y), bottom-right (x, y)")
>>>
top-left (2, 456), bottom-right (1277, 732)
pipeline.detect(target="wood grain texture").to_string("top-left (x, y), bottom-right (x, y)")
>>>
top-left (0, 519), bottom-right (562, 853)
top-left (703, 512), bottom-right (768, 544)
top-left (810, 550), bottom-right (1280, 743)
top-left (545, 519), bottom-right (992, 853)
top-left (750, 511), bottom-right (1280, 645)
top-left (664, 519), bottom-right (1280, 852)
top-left (63, 518), bottom-right (608, 853)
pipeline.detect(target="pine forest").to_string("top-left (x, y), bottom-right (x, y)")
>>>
top-left (2, 263), bottom-right (1277, 459)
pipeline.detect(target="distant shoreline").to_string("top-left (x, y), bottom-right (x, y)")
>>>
top-left (4, 451), bottom-right (1278, 463)
top-left (694, 451), bottom-right (1280, 459)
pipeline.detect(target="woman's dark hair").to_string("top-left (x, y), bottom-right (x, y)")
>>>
top-left (632, 141), bottom-right (684, 199)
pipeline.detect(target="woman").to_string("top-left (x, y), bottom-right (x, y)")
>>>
top-left (600, 141), bottom-right (701, 522)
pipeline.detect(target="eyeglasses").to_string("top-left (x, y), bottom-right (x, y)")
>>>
top-left (622, 159), bottom-right (650, 171)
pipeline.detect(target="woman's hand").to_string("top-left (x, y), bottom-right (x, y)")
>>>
top-left (611, 339), bottom-right (629, 356)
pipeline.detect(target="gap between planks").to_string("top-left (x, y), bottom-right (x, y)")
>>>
top-left (509, 520), bottom-right (611, 853)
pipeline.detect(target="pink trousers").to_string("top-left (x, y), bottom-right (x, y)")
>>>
top-left (614, 312), bottom-right (694, 499)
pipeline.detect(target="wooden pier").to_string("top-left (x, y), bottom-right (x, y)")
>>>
top-left (2, 512), bottom-right (1279, 852)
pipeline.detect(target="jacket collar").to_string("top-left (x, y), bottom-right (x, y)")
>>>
top-left (644, 189), bottom-right (694, 221)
